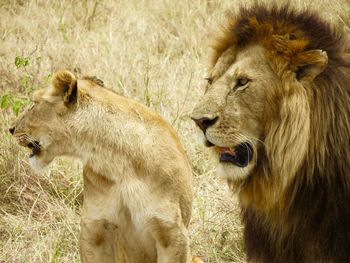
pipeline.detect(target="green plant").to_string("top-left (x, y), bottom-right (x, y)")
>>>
top-left (0, 56), bottom-right (35, 116)
top-left (14, 56), bottom-right (29, 68)
top-left (15, 55), bottom-right (36, 94)
top-left (0, 93), bottom-right (30, 116)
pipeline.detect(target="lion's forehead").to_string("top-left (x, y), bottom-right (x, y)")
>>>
top-left (211, 45), bottom-right (272, 82)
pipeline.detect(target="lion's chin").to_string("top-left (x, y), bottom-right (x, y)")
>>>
top-left (215, 162), bottom-right (253, 182)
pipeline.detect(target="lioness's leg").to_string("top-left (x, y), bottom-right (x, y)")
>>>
top-left (149, 217), bottom-right (191, 263)
top-left (80, 218), bottom-right (120, 263)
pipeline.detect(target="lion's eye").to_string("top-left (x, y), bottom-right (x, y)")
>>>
top-left (237, 78), bottom-right (249, 86)
top-left (230, 77), bottom-right (250, 92)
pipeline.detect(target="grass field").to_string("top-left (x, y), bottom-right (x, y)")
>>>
top-left (1, 0), bottom-right (349, 262)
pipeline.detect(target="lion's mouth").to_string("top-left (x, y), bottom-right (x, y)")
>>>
top-left (27, 141), bottom-right (41, 158)
top-left (215, 143), bottom-right (253, 168)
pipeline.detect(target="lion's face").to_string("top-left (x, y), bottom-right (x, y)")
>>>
top-left (191, 45), bottom-right (281, 181)
top-left (10, 71), bottom-right (78, 170)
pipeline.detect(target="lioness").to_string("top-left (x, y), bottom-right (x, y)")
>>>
top-left (10, 70), bottom-right (201, 263)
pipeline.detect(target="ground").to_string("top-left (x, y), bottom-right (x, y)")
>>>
top-left (0, 0), bottom-right (349, 262)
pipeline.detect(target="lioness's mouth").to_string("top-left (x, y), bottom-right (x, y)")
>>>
top-left (216, 143), bottom-right (253, 167)
top-left (27, 141), bottom-right (41, 158)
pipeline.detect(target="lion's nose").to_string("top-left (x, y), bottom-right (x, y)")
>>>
top-left (9, 127), bottom-right (15, 135)
top-left (191, 116), bottom-right (218, 133)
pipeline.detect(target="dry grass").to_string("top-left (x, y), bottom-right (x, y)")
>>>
top-left (0, 0), bottom-right (349, 262)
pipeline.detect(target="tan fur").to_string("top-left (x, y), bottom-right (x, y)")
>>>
top-left (11, 70), bottom-right (203, 263)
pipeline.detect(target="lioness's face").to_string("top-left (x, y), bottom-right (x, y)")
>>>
top-left (9, 71), bottom-right (77, 171)
top-left (191, 45), bottom-right (280, 181)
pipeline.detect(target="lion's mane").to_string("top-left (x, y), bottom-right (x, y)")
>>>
top-left (212, 5), bottom-right (350, 263)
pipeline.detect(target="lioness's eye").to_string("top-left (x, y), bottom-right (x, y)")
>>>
top-left (204, 77), bottom-right (213, 85)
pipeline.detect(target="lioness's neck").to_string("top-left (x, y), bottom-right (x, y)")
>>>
top-left (69, 103), bottom-right (150, 179)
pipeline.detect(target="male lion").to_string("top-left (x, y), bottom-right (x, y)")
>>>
top-left (191, 4), bottom-right (350, 263)
top-left (10, 70), bottom-right (202, 263)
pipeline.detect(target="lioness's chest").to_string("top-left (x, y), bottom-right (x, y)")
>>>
top-left (81, 167), bottom-right (157, 260)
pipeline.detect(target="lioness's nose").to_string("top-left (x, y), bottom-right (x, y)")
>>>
top-left (9, 127), bottom-right (15, 135)
top-left (191, 116), bottom-right (218, 133)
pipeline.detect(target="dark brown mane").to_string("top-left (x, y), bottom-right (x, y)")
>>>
top-left (212, 4), bottom-right (350, 73)
top-left (211, 4), bottom-right (350, 263)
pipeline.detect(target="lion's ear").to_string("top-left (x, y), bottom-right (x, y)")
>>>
top-left (51, 70), bottom-right (78, 106)
top-left (293, 50), bottom-right (328, 84)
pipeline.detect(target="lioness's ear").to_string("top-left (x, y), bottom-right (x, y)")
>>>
top-left (51, 70), bottom-right (78, 106)
top-left (293, 50), bottom-right (328, 84)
